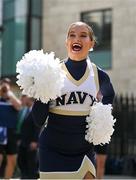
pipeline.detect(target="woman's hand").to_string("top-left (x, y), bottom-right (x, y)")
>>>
top-left (29, 142), bottom-right (38, 151)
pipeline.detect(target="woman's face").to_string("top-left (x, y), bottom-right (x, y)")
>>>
top-left (66, 24), bottom-right (94, 61)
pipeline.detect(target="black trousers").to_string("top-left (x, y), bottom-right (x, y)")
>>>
top-left (17, 145), bottom-right (39, 179)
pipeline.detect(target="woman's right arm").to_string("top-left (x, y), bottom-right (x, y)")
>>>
top-left (32, 100), bottom-right (49, 128)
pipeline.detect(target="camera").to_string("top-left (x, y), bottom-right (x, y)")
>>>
top-left (0, 85), bottom-right (8, 94)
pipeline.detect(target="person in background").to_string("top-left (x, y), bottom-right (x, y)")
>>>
top-left (17, 96), bottom-right (40, 179)
top-left (32, 21), bottom-right (115, 179)
top-left (0, 78), bottom-right (21, 179)
top-left (16, 95), bottom-right (30, 144)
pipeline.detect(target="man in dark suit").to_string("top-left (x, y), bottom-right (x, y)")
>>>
top-left (17, 96), bottom-right (40, 179)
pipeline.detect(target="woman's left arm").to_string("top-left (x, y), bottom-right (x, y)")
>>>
top-left (98, 68), bottom-right (115, 105)
top-left (95, 68), bottom-right (115, 170)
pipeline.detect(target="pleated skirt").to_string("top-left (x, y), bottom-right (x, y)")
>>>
top-left (39, 146), bottom-right (96, 179)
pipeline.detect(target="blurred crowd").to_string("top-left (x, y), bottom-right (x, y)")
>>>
top-left (0, 78), bottom-right (40, 179)
top-left (0, 78), bottom-right (108, 179)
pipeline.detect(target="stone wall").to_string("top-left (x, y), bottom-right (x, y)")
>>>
top-left (42, 0), bottom-right (136, 95)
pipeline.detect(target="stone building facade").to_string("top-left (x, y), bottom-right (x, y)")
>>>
top-left (42, 0), bottom-right (136, 95)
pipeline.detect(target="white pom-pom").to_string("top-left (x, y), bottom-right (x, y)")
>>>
top-left (16, 50), bottom-right (65, 103)
top-left (85, 102), bottom-right (116, 145)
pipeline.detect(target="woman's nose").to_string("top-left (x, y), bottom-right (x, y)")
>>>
top-left (75, 35), bottom-right (81, 42)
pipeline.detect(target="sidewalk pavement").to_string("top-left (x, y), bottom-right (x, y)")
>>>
top-left (104, 175), bottom-right (136, 179)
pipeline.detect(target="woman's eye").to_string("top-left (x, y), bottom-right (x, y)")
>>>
top-left (69, 34), bottom-right (75, 37)
top-left (81, 34), bottom-right (87, 37)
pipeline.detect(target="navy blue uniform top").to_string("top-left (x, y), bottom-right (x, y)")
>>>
top-left (32, 58), bottom-right (115, 154)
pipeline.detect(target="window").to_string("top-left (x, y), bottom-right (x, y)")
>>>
top-left (2, 0), bottom-right (28, 76)
top-left (81, 9), bottom-right (112, 69)
top-left (27, 0), bottom-right (42, 50)
top-left (1, 0), bottom-right (42, 77)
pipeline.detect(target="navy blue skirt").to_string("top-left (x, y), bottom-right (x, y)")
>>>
top-left (38, 112), bottom-right (96, 178)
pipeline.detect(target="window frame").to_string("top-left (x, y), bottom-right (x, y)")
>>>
top-left (81, 8), bottom-right (112, 70)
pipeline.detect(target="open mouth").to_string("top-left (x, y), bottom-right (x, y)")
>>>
top-left (72, 43), bottom-right (82, 51)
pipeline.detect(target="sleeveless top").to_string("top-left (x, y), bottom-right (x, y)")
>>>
top-left (39, 58), bottom-right (99, 154)
top-left (49, 58), bottom-right (99, 116)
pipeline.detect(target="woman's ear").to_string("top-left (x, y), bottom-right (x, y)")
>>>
top-left (90, 40), bottom-right (95, 49)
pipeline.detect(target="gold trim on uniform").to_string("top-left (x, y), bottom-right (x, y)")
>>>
top-left (62, 63), bottom-right (90, 86)
top-left (40, 155), bottom-right (96, 179)
top-left (49, 108), bottom-right (90, 116)
top-left (92, 63), bottom-right (99, 93)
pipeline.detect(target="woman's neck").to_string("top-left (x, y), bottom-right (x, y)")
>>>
top-left (68, 57), bottom-right (86, 63)
top-left (65, 58), bottom-right (87, 80)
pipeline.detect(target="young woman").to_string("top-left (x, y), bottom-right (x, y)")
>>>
top-left (32, 21), bottom-right (115, 179)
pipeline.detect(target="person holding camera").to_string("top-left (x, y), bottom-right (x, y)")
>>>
top-left (0, 78), bottom-right (21, 178)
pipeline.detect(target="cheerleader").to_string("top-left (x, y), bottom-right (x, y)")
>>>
top-left (31, 21), bottom-right (115, 179)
